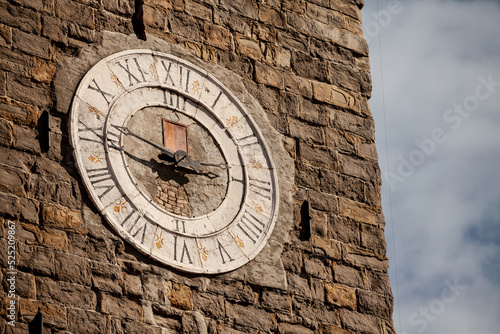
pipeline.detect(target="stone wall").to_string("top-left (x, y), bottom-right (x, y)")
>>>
top-left (0, 0), bottom-right (395, 333)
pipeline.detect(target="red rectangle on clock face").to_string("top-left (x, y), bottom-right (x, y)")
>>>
top-left (162, 119), bottom-right (188, 153)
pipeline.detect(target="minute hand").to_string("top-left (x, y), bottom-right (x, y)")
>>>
top-left (112, 125), bottom-right (175, 160)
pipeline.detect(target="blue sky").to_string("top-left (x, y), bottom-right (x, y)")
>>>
top-left (362, 0), bottom-right (500, 332)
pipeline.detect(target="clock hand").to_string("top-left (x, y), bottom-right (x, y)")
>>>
top-left (174, 150), bottom-right (231, 173)
top-left (111, 125), bottom-right (175, 160)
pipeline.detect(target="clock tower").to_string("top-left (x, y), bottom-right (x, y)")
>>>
top-left (0, 0), bottom-right (395, 333)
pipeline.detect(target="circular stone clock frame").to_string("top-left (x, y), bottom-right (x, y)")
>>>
top-left (69, 50), bottom-right (279, 274)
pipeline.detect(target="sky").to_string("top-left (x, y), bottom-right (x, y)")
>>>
top-left (361, 0), bottom-right (500, 333)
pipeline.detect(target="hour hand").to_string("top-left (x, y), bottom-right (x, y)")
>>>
top-left (111, 124), bottom-right (175, 160)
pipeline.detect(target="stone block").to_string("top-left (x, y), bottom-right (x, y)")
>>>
top-left (17, 243), bottom-right (55, 276)
top-left (290, 119), bottom-right (324, 144)
top-left (311, 236), bottom-right (341, 261)
top-left (291, 52), bottom-right (328, 83)
top-left (325, 128), bottom-right (356, 155)
top-left (333, 110), bottom-right (374, 140)
top-left (277, 323), bottom-right (314, 334)
top-left (295, 161), bottom-right (320, 189)
top-left (192, 291), bottom-right (225, 318)
top-left (278, 30), bottom-right (308, 53)
top-left (360, 223), bottom-right (386, 254)
top-left (243, 80), bottom-right (279, 111)
top-left (236, 38), bottom-right (263, 60)
top-left (295, 300), bottom-right (340, 326)
top-left (124, 274), bottom-right (142, 296)
top-left (325, 282), bottom-right (356, 310)
top-left (0, 191), bottom-right (18, 219)
top-left (0, 96), bottom-right (39, 128)
top-left (282, 0), bottom-right (306, 14)
top-left (19, 197), bottom-right (39, 223)
top-left (226, 302), bottom-right (275, 332)
top-left (12, 29), bottom-right (51, 60)
top-left (357, 289), bottom-right (393, 319)
top-left (0, 70), bottom-right (5, 95)
top-left (6, 73), bottom-right (51, 110)
top-left (56, 0), bottom-right (94, 29)
top-left (259, 5), bottom-right (285, 27)
top-left (367, 270), bottom-right (392, 296)
top-left (261, 289), bottom-right (291, 312)
top-left (41, 14), bottom-right (68, 45)
top-left (67, 308), bottom-right (108, 334)
top-left (333, 264), bottom-right (365, 289)
top-left (143, 4), bottom-right (168, 30)
top-left (94, 9), bottom-right (133, 35)
top-left (30, 56), bottom-right (56, 84)
top-left (36, 276), bottom-right (97, 309)
top-left (304, 257), bottom-right (332, 280)
top-left (0, 2), bottom-right (39, 34)
top-left (100, 292), bottom-right (143, 320)
top-left (284, 73), bottom-right (312, 99)
top-left (42, 203), bottom-right (86, 234)
top-left (54, 251), bottom-right (92, 285)
top-left (286, 273), bottom-right (310, 299)
top-left (306, 3), bottom-right (344, 28)
top-left (12, 123), bottom-right (40, 153)
top-left (311, 277), bottom-right (325, 302)
top-left (299, 99), bottom-right (329, 126)
top-left (92, 276), bottom-right (123, 295)
top-left (168, 282), bottom-right (192, 310)
top-left (0, 117), bottom-right (13, 147)
top-left (298, 144), bottom-right (339, 171)
top-left (338, 197), bottom-right (376, 226)
top-left (216, 10), bottom-right (251, 37)
top-left (102, 0), bottom-right (134, 17)
top-left (203, 23), bottom-right (233, 51)
top-left (255, 62), bottom-right (283, 89)
top-left (344, 253), bottom-right (388, 271)
top-left (340, 309), bottom-right (380, 334)
top-left (39, 228), bottom-right (69, 251)
top-left (312, 81), bottom-right (357, 112)
top-left (320, 324), bottom-right (351, 334)
top-left (186, 0), bottom-right (212, 21)
top-left (220, 0), bottom-right (257, 19)
top-left (3, 270), bottom-right (36, 299)
top-left (0, 157), bottom-right (31, 198)
top-left (340, 154), bottom-right (380, 183)
top-left (12, 0), bottom-right (54, 14)
top-left (19, 298), bottom-right (67, 328)
top-left (358, 142), bottom-right (378, 161)
top-left (281, 248), bottom-right (302, 273)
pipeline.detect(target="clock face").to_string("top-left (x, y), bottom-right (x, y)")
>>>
top-left (69, 49), bottom-right (279, 274)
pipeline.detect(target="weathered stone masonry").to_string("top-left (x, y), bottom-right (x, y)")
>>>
top-left (0, 0), bottom-right (395, 333)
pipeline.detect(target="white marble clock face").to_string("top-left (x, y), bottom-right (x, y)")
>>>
top-left (69, 49), bottom-right (279, 274)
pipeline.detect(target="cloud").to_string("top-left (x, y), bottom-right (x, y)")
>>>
top-left (363, 0), bottom-right (500, 333)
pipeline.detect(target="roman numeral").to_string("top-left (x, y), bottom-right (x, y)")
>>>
top-left (217, 239), bottom-right (234, 264)
top-left (87, 167), bottom-right (115, 200)
top-left (173, 235), bottom-right (193, 264)
top-left (115, 58), bottom-right (146, 86)
top-left (88, 79), bottom-right (114, 105)
top-left (161, 60), bottom-right (175, 86)
top-left (120, 211), bottom-right (149, 245)
top-left (211, 91), bottom-right (223, 109)
top-left (237, 209), bottom-right (266, 244)
top-left (163, 90), bottom-right (186, 111)
top-left (179, 66), bottom-right (190, 93)
top-left (175, 219), bottom-right (186, 233)
top-left (249, 177), bottom-right (272, 200)
top-left (78, 120), bottom-right (103, 144)
top-left (237, 134), bottom-right (259, 148)
top-left (103, 125), bottom-right (122, 151)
